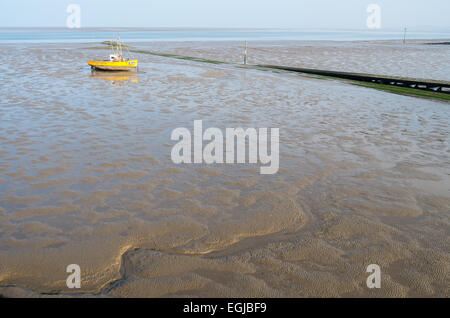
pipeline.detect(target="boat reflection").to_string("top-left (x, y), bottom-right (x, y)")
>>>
top-left (90, 70), bottom-right (139, 85)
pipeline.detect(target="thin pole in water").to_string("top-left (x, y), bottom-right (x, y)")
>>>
top-left (403, 27), bottom-right (407, 45)
top-left (244, 40), bottom-right (248, 65)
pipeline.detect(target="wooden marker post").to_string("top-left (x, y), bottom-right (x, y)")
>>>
top-left (244, 41), bottom-right (248, 65)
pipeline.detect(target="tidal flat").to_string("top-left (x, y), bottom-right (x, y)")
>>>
top-left (0, 40), bottom-right (448, 297)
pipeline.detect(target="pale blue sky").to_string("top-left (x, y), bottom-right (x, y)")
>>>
top-left (1, 0), bottom-right (449, 30)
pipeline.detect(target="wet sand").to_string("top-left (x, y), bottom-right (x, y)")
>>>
top-left (143, 39), bottom-right (450, 81)
top-left (0, 40), bottom-right (449, 297)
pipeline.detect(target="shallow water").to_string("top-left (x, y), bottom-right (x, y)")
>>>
top-left (1, 28), bottom-right (450, 44)
top-left (0, 42), bottom-right (448, 297)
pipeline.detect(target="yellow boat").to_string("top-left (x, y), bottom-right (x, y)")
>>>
top-left (88, 59), bottom-right (138, 71)
top-left (88, 36), bottom-right (138, 71)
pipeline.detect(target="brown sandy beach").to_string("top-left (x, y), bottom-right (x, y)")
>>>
top-left (0, 40), bottom-right (449, 297)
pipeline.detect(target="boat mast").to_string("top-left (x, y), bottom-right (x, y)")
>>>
top-left (118, 33), bottom-right (123, 57)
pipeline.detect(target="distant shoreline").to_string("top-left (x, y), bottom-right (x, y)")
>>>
top-left (2, 39), bottom-right (450, 45)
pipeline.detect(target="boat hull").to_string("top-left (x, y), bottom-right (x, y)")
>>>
top-left (88, 60), bottom-right (138, 71)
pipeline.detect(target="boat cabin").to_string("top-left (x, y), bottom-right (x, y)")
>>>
top-left (109, 54), bottom-right (124, 62)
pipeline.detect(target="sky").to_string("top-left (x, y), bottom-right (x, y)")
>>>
top-left (0, 0), bottom-right (449, 30)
